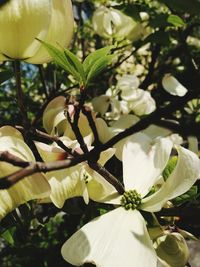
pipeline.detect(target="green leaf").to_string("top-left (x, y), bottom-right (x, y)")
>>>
top-left (173, 186), bottom-right (198, 206)
top-left (0, 70), bottom-right (13, 84)
top-left (158, 0), bottom-right (200, 15)
top-left (64, 49), bottom-right (86, 85)
top-left (1, 227), bottom-right (16, 246)
top-left (39, 40), bottom-right (86, 86)
top-left (163, 156), bottom-right (178, 181)
top-left (83, 46), bottom-right (113, 76)
top-left (167, 15), bottom-right (185, 27)
top-left (86, 54), bottom-right (115, 86)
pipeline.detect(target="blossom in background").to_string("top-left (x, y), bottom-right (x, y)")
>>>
top-left (92, 6), bottom-right (146, 41)
top-left (61, 132), bottom-right (200, 267)
top-left (0, 126), bottom-right (50, 219)
top-left (162, 74), bottom-right (188, 97)
top-left (0, 0), bottom-right (74, 64)
top-left (92, 74), bottom-right (156, 119)
top-left (117, 74), bottom-right (156, 115)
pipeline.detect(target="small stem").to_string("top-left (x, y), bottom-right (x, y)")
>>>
top-left (38, 65), bottom-right (48, 97)
top-left (13, 60), bottom-right (29, 128)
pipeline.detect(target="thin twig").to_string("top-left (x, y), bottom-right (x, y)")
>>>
top-left (38, 65), bottom-right (48, 97)
top-left (82, 106), bottom-right (101, 146)
top-left (13, 60), bottom-right (29, 128)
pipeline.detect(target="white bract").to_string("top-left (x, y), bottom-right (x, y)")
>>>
top-left (0, 126), bottom-right (50, 219)
top-left (117, 74), bottom-right (156, 116)
top-left (162, 74), bottom-right (188, 97)
top-left (0, 0), bottom-right (74, 64)
top-left (61, 133), bottom-right (200, 267)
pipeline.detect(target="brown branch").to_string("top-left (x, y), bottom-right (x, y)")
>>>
top-left (13, 60), bottom-right (29, 128)
top-left (0, 90), bottom-right (198, 191)
top-left (82, 106), bottom-right (101, 147)
top-left (0, 151), bottom-right (29, 168)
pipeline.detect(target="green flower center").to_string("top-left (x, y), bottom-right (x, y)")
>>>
top-left (121, 190), bottom-right (142, 210)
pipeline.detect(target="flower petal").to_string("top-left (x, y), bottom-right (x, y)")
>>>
top-left (0, 126), bottom-right (24, 140)
top-left (123, 133), bottom-right (173, 197)
top-left (43, 96), bottom-right (67, 135)
top-left (0, 0), bottom-right (51, 60)
top-left (27, 0), bottom-right (74, 64)
top-left (0, 136), bottom-right (50, 219)
top-left (61, 207), bottom-right (157, 267)
top-left (141, 146), bottom-right (200, 212)
top-left (162, 74), bottom-right (188, 97)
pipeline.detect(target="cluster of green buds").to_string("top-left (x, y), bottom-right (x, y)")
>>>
top-left (120, 190), bottom-right (142, 210)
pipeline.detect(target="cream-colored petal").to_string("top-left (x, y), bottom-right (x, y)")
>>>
top-left (0, 0), bottom-right (51, 60)
top-left (27, 0), bottom-right (74, 64)
top-left (144, 124), bottom-right (172, 139)
top-left (61, 207), bottom-right (157, 267)
top-left (123, 133), bottom-right (173, 197)
top-left (109, 115), bottom-right (139, 160)
top-left (35, 141), bottom-right (67, 162)
top-left (96, 118), bottom-right (111, 144)
top-left (0, 126), bottom-right (24, 140)
top-left (162, 74), bottom-right (188, 97)
top-left (117, 74), bottom-right (140, 91)
top-left (0, 53), bottom-right (7, 61)
top-left (43, 96), bottom-right (67, 135)
top-left (0, 172), bottom-right (50, 219)
top-left (127, 90), bottom-right (156, 116)
top-left (0, 136), bottom-right (35, 161)
top-left (142, 146), bottom-right (200, 212)
top-left (98, 148), bottom-right (116, 166)
top-left (86, 165), bottom-right (117, 203)
top-left (92, 95), bottom-right (110, 115)
top-left (47, 164), bottom-right (84, 208)
top-left (63, 112), bottom-right (93, 140)
top-left (0, 134), bottom-right (51, 219)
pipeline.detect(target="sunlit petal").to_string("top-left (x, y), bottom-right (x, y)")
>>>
top-left (62, 207), bottom-right (157, 267)
top-left (123, 133), bottom-right (173, 197)
top-left (0, 126), bottom-right (24, 140)
top-left (141, 146), bottom-right (200, 212)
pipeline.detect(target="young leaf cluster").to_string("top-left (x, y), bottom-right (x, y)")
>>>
top-left (39, 40), bottom-right (115, 88)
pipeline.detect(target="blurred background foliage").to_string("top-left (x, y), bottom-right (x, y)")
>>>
top-left (0, 0), bottom-right (200, 266)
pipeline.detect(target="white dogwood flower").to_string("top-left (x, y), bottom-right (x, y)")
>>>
top-left (0, 0), bottom-right (74, 64)
top-left (61, 133), bottom-right (200, 267)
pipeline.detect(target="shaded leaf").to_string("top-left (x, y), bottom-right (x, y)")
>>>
top-left (163, 156), bottom-right (178, 181)
top-left (173, 186), bottom-right (198, 206)
top-left (167, 15), bottom-right (185, 27)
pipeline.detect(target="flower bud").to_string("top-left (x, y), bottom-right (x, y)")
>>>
top-left (154, 232), bottom-right (189, 267)
top-left (0, 0), bottom-right (74, 64)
